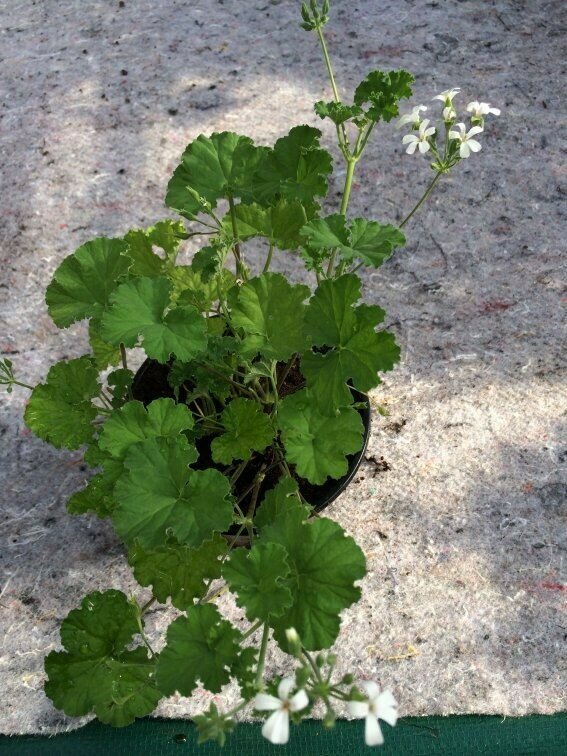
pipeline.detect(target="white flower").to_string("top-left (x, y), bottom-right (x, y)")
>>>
top-left (401, 118), bottom-right (436, 154)
top-left (466, 100), bottom-right (501, 118)
top-left (443, 105), bottom-right (457, 121)
top-left (433, 87), bottom-right (460, 103)
top-left (348, 682), bottom-right (398, 747)
top-left (448, 122), bottom-right (483, 158)
top-left (255, 677), bottom-right (309, 745)
top-left (396, 104), bottom-right (427, 129)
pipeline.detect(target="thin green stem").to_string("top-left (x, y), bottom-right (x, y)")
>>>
top-left (276, 354), bottom-right (296, 393)
top-left (228, 194), bottom-right (245, 279)
top-left (400, 171), bottom-right (443, 229)
top-left (241, 619), bottom-right (263, 642)
top-left (196, 362), bottom-right (257, 399)
top-left (120, 343), bottom-right (133, 400)
top-left (4, 379), bottom-right (34, 391)
top-left (262, 243), bottom-right (274, 274)
top-left (140, 597), bottom-right (156, 615)
top-left (326, 158), bottom-right (357, 277)
top-left (255, 623), bottom-right (270, 686)
top-left (316, 25), bottom-right (349, 150)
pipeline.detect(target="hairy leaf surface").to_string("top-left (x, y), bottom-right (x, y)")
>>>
top-left (156, 605), bottom-right (242, 696)
top-left (44, 590), bottom-right (161, 727)
top-left (223, 542), bottom-right (293, 622)
top-left (113, 436), bottom-right (233, 549)
top-left (353, 69), bottom-right (414, 122)
top-left (228, 273), bottom-right (310, 360)
top-left (24, 357), bottom-right (100, 449)
top-left (277, 388), bottom-right (364, 484)
top-left (211, 398), bottom-right (274, 464)
top-left (100, 277), bottom-right (207, 363)
top-left (46, 238), bottom-right (131, 328)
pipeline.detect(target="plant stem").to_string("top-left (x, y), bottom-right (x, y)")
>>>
top-left (399, 171), bottom-right (443, 229)
top-left (255, 623), bottom-right (270, 686)
top-left (230, 459), bottom-right (250, 487)
top-left (140, 597), bottom-right (156, 615)
top-left (228, 194), bottom-right (245, 279)
top-left (262, 243), bottom-right (274, 274)
top-left (241, 619), bottom-right (263, 642)
top-left (276, 354), bottom-right (296, 393)
top-left (197, 362), bottom-right (256, 399)
top-left (316, 24), bottom-right (349, 150)
top-left (120, 343), bottom-right (133, 400)
top-left (326, 157), bottom-right (357, 277)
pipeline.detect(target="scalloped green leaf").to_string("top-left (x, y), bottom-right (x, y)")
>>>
top-left (166, 132), bottom-right (267, 218)
top-left (261, 515), bottom-right (366, 651)
top-left (353, 69), bottom-right (414, 122)
top-left (228, 273), bottom-right (310, 360)
top-left (223, 542), bottom-right (293, 622)
top-left (254, 476), bottom-right (310, 530)
top-left (24, 357), bottom-right (100, 450)
top-left (100, 277), bottom-right (207, 363)
top-left (302, 274), bottom-right (400, 412)
top-left (314, 100), bottom-right (364, 125)
top-left (112, 435), bottom-right (233, 549)
top-left (98, 398), bottom-right (194, 460)
top-left (300, 214), bottom-right (405, 269)
top-left (156, 605), bottom-right (242, 696)
top-left (124, 220), bottom-right (188, 276)
top-left (277, 388), bottom-right (364, 484)
top-left (222, 200), bottom-right (308, 250)
top-left (129, 533), bottom-right (226, 610)
top-left (252, 125), bottom-right (333, 205)
top-left (88, 320), bottom-right (121, 370)
top-left (211, 398), bottom-right (274, 465)
top-left (45, 238), bottom-right (131, 328)
top-left (44, 590), bottom-right (161, 727)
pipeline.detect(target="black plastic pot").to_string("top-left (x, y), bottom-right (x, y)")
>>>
top-left (131, 358), bottom-right (370, 515)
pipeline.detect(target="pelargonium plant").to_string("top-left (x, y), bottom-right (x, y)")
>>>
top-left (1, 0), bottom-right (499, 748)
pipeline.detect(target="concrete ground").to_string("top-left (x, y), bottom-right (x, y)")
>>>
top-left (0, 0), bottom-right (565, 735)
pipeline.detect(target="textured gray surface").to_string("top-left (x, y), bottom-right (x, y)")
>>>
top-left (1, 0), bottom-right (566, 736)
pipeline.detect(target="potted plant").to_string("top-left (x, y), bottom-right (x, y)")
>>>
top-left (1, 0), bottom-right (500, 748)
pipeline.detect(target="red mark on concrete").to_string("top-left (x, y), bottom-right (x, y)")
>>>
top-left (540, 582), bottom-right (566, 592)
top-left (480, 300), bottom-right (516, 314)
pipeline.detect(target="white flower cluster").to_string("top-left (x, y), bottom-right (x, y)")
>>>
top-left (398, 87), bottom-right (500, 161)
top-left (255, 676), bottom-right (398, 747)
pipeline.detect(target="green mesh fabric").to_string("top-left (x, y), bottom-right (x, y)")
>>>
top-left (2, 715), bottom-right (567, 755)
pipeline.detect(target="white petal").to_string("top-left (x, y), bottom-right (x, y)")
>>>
top-left (255, 693), bottom-right (282, 711)
top-left (459, 142), bottom-right (470, 158)
top-left (405, 142), bottom-right (417, 154)
top-left (466, 101), bottom-right (479, 112)
top-left (488, 106), bottom-right (501, 116)
top-left (402, 134), bottom-right (417, 144)
top-left (424, 127), bottom-right (436, 137)
top-left (365, 715), bottom-right (384, 746)
top-left (448, 130), bottom-right (459, 140)
top-left (432, 93), bottom-right (445, 102)
top-left (376, 690), bottom-right (398, 726)
top-left (277, 677), bottom-right (296, 700)
top-left (348, 700), bottom-right (370, 718)
top-left (262, 709), bottom-right (290, 745)
top-left (360, 681), bottom-right (381, 700)
top-left (396, 114), bottom-right (412, 128)
top-left (467, 125), bottom-right (484, 137)
top-left (468, 139), bottom-right (482, 152)
top-left (289, 689), bottom-right (309, 712)
top-left (418, 141), bottom-right (431, 154)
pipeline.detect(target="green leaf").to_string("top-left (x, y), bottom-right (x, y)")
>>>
top-left (223, 542), bottom-right (293, 622)
top-left (170, 264), bottom-right (234, 311)
top-left (277, 388), bottom-right (364, 484)
top-left (44, 590), bottom-right (161, 727)
top-left (166, 132), bottom-right (267, 218)
top-left (113, 435), bottom-right (233, 549)
top-left (66, 464), bottom-right (121, 519)
top-left (353, 69), bottom-right (414, 122)
top-left (232, 646), bottom-right (258, 700)
top-left (261, 514), bottom-right (366, 651)
top-left (124, 220), bottom-right (188, 276)
top-left (100, 277), bottom-right (207, 363)
top-left (254, 476), bottom-right (310, 530)
top-left (222, 200), bottom-right (308, 250)
top-left (156, 605), bottom-right (242, 696)
top-left (24, 357), bottom-right (100, 449)
top-left (98, 398), bottom-right (194, 460)
top-left (228, 273), bottom-right (310, 360)
top-left (129, 533), bottom-right (226, 609)
top-left (107, 368), bottom-right (134, 408)
top-left (211, 398), bottom-right (274, 465)
top-left (300, 214), bottom-right (405, 269)
top-left (314, 100), bottom-right (364, 125)
top-left (252, 125), bottom-right (332, 205)
top-left (46, 238), bottom-right (131, 328)
top-left (192, 244), bottom-right (228, 282)
top-left (302, 274), bottom-right (400, 412)
top-left (88, 320), bottom-right (121, 370)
